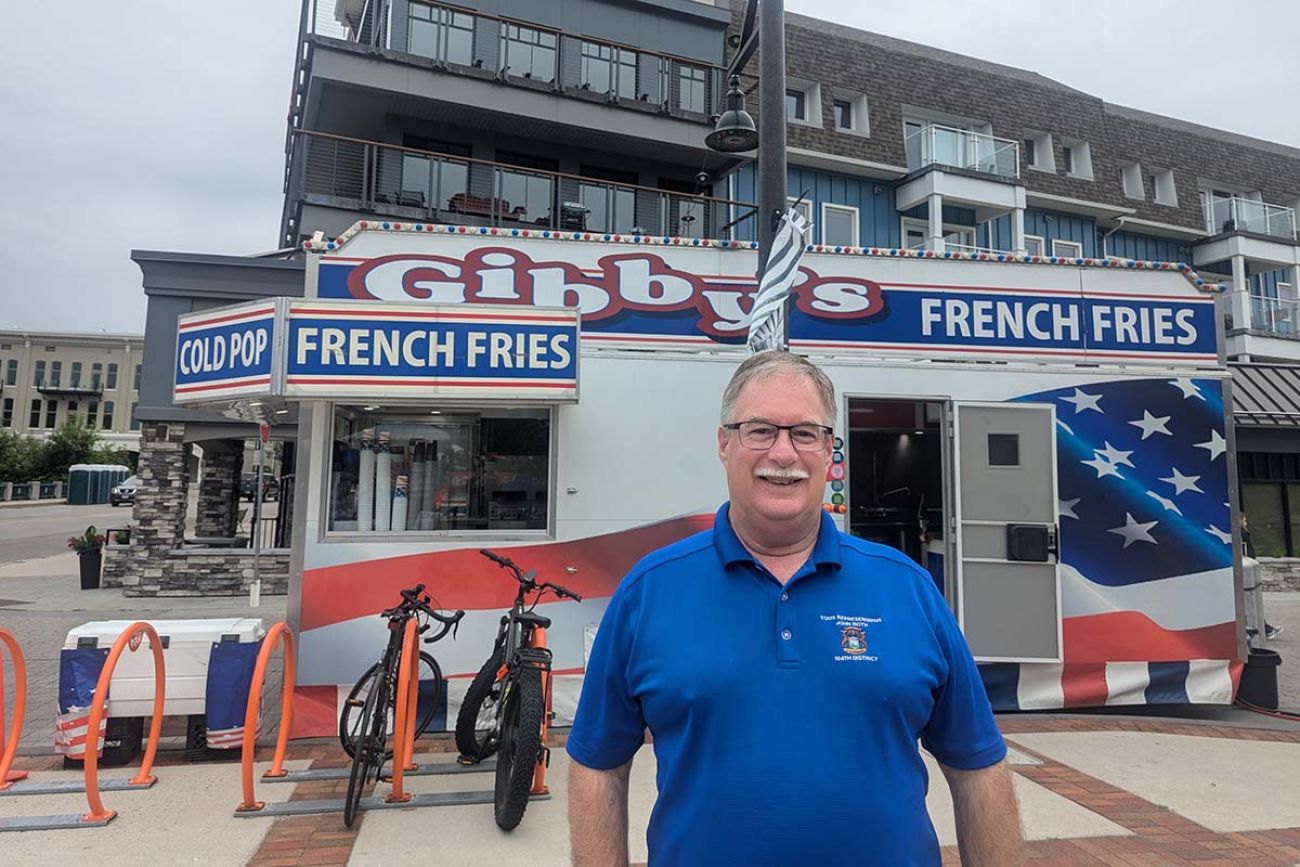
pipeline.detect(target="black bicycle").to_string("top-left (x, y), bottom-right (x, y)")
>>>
top-left (342, 585), bottom-right (464, 828)
top-left (455, 549), bottom-right (581, 830)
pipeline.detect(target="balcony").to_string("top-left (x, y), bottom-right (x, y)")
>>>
top-left (36, 381), bottom-right (103, 397)
top-left (291, 130), bottom-right (756, 241)
top-left (1249, 293), bottom-right (1300, 337)
top-left (306, 0), bottom-right (722, 119)
top-left (1203, 195), bottom-right (1297, 241)
top-left (904, 124), bottom-right (1020, 181)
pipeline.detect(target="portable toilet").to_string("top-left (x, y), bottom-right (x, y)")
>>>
top-left (66, 464), bottom-right (92, 505)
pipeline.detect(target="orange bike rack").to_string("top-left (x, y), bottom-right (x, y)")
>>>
top-left (385, 619), bottom-right (420, 804)
top-left (236, 622), bottom-right (296, 812)
top-left (0, 628), bottom-right (28, 789)
top-left (81, 621), bottom-right (166, 824)
top-left (530, 627), bottom-right (551, 796)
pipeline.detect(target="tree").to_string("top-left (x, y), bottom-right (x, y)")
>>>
top-left (37, 420), bottom-right (100, 481)
top-left (0, 430), bottom-right (43, 482)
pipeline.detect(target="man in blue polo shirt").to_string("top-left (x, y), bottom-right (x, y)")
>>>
top-left (567, 351), bottom-right (1023, 866)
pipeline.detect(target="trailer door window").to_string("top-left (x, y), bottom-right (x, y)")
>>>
top-left (327, 405), bottom-right (551, 535)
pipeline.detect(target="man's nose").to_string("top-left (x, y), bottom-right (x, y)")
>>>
top-left (767, 428), bottom-right (799, 460)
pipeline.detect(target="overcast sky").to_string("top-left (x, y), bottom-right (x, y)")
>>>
top-left (3, 1), bottom-right (1297, 335)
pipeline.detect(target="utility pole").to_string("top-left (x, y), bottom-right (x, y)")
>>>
top-left (755, 0), bottom-right (787, 273)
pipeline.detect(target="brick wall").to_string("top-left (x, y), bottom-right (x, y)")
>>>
top-left (195, 442), bottom-right (243, 537)
top-left (1258, 558), bottom-right (1300, 592)
top-left (104, 421), bottom-right (191, 589)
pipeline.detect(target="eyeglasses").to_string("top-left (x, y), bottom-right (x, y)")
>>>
top-left (723, 421), bottom-right (833, 452)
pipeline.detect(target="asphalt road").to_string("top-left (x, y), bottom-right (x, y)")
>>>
top-left (0, 503), bottom-right (126, 564)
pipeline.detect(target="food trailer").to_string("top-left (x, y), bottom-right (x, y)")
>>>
top-left (172, 221), bottom-right (1243, 738)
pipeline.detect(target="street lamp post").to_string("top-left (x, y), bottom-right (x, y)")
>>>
top-left (706, 0), bottom-right (788, 339)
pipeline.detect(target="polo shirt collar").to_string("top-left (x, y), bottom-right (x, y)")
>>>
top-left (712, 502), bottom-right (843, 572)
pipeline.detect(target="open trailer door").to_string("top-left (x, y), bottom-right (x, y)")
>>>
top-left (952, 402), bottom-right (1062, 662)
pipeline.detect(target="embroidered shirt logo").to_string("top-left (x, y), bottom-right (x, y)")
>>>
top-left (821, 614), bottom-right (881, 662)
top-left (840, 626), bottom-right (868, 655)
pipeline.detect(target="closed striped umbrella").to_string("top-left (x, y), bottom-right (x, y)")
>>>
top-left (747, 208), bottom-right (812, 353)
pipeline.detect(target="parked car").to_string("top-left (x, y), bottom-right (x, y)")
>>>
top-left (110, 476), bottom-right (139, 507)
top-left (240, 474), bottom-right (278, 502)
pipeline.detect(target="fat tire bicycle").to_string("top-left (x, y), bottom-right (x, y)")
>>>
top-left (342, 584), bottom-right (464, 828)
top-left (454, 549), bottom-right (581, 830)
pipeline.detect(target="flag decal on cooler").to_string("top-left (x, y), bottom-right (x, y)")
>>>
top-left (747, 207), bottom-right (812, 354)
top-left (55, 647), bottom-right (109, 758)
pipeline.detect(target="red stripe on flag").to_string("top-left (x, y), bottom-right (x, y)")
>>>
top-left (1063, 612), bottom-right (1237, 664)
top-left (1061, 663), bottom-right (1108, 708)
top-left (299, 514), bottom-right (714, 632)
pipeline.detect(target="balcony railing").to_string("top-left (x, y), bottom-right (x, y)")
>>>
top-left (1203, 195), bottom-right (1297, 241)
top-left (291, 130), bottom-right (756, 241)
top-left (303, 0), bottom-right (721, 117)
top-left (1249, 293), bottom-right (1300, 337)
top-left (905, 124), bottom-right (1020, 180)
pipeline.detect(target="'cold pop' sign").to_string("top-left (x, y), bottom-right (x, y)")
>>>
top-left (173, 302), bottom-right (279, 401)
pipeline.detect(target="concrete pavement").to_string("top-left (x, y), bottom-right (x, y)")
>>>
top-left (0, 502), bottom-right (124, 564)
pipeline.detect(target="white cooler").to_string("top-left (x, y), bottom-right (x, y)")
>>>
top-left (63, 618), bottom-right (266, 716)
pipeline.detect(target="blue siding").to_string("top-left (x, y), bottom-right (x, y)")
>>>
top-left (1253, 268), bottom-right (1288, 298)
top-left (1107, 231), bottom-right (1191, 264)
top-left (982, 208), bottom-right (1096, 257)
top-left (729, 163), bottom-right (899, 247)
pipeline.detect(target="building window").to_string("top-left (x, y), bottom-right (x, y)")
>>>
top-left (1052, 239), bottom-right (1084, 259)
top-left (67, 400), bottom-right (79, 423)
top-left (1061, 139), bottom-right (1093, 180)
top-left (71, 362), bottom-right (82, 388)
top-left (500, 24), bottom-right (557, 83)
top-left (783, 79), bottom-right (820, 127)
top-left (407, 2), bottom-right (474, 66)
top-left (107, 363), bottom-right (118, 389)
top-left (34, 360), bottom-right (44, 386)
top-left (29, 399), bottom-right (40, 429)
top-left (495, 151), bottom-right (557, 225)
top-left (829, 88), bottom-right (869, 135)
top-left (4, 359), bottom-right (16, 386)
top-left (822, 203), bottom-right (860, 247)
top-left (785, 88), bottom-right (807, 121)
top-left (902, 218), bottom-right (975, 251)
top-left (50, 361), bottom-right (61, 388)
top-left (1022, 138), bottom-right (1035, 166)
top-left (581, 41), bottom-right (636, 100)
top-left (1, 398), bottom-right (12, 429)
top-left (675, 63), bottom-right (708, 114)
top-left (1121, 163), bottom-right (1144, 200)
top-left (134, 363), bottom-right (142, 391)
top-left (787, 197), bottom-right (813, 243)
top-left (45, 400), bottom-right (57, 429)
top-left (1154, 169), bottom-right (1178, 207)
top-left (87, 401), bottom-right (98, 428)
top-left (130, 402), bottom-right (139, 431)
top-left (1024, 235), bottom-right (1046, 257)
top-left (102, 401), bottom-right (114, 430)
top-left (327, 406), bottom-right (552, 534)
top-left (92, 362), bottom-right (102, 390)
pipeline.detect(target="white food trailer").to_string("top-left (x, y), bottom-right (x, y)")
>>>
top-left (172, 221), bottom-right (1244, 738)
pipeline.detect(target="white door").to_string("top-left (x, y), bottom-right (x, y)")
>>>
top-left (952, 402), bottom-right (1062, 662)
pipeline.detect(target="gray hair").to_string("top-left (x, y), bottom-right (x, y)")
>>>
top-left (720, 351), bottom-right (837, 426)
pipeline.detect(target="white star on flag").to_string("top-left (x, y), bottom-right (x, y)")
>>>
top-left (1168, 378), bottom-right (1206, 400)
top-left (1145, 490), bottom-right (1182, 515)
top-left (1056, 419), bottom-right (1075, 436)
top-left (1160, 467), bottom-right (1203, 495)
top-left (1061, 388), bottom-right (1103, 414)
top-left (1096, 441), bottom-right (1135, 468)
top-left (1082, 455), bottom-right (1123, 479)
top-left (1129, 410), bottom-right (1172, 440)
top-left (1059, 498), bottom-right (1080, 519)
top-left (1195, 430), bottom-right (1227, 461)
top-left (1205, 525), bottom-right (1233, 544)
top-left (1108, 512), bottom-right (1159, 548)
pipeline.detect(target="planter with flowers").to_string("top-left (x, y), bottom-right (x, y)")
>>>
top-left (68, 526), bottom-right (107, 590)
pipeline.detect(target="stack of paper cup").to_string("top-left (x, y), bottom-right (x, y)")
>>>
top-left (407, 441), bottom-right (425, 530)
top-left (375, 431), bottom-right (392, 532)
top-left (391, 474), bottom-right (409, 533)
top-left (357, 428), bottom-right (375, 532)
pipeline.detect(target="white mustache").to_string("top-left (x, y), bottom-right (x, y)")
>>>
top-left (755, 467), bottom-right (811, 481)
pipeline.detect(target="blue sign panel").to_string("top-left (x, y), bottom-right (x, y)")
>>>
top-left (315, 244), bottom-right (1220, 365)
top-left (173, 302), bottom-right (279, 402)
top-left (283, 301), bottom-right (579, 400)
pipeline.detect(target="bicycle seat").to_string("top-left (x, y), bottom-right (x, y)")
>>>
top-left (516, 611), bottom-right (552, 629)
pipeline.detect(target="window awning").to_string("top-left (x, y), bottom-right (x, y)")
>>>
top-left (1231, 362), bottom-right (1300, 427)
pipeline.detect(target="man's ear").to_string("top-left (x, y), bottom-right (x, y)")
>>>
top-left (717, 426), bottom-right (730, 463)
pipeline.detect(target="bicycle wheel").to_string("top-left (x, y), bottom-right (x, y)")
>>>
top-left (341, 653), bottom-right (442, 760)
top-left (494, 664), bottom-right (544, 831)
top-left (344, 671), bottom-right (388, 828)
top-left (455, 647), bottom-right (506, 760)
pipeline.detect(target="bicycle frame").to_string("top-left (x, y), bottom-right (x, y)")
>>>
top-left (492, 598), bottom-right (555, 795)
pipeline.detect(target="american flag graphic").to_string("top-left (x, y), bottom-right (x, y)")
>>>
top-left (55, 648), bottom-right (108, 759)
top-left (203, 639), bottom-right (263, 750)
top-left (982, 376), bottom-right (1240, 710)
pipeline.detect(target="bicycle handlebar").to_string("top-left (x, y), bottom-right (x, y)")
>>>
top-left (478, 549), bottom-right (582, 603)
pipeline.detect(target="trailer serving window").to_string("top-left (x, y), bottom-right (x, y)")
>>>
top-left (326, 405), bottom-right (551, 535)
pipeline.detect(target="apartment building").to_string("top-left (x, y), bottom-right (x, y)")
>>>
top-left (0, 330), bottom-right (144, 451)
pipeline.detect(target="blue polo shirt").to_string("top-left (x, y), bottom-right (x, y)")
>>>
top-left (567, 503), bottom-right (1006, 866)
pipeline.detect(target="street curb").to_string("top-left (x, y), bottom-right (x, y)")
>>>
top-left (0, 499), bottom-right (69, 509)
